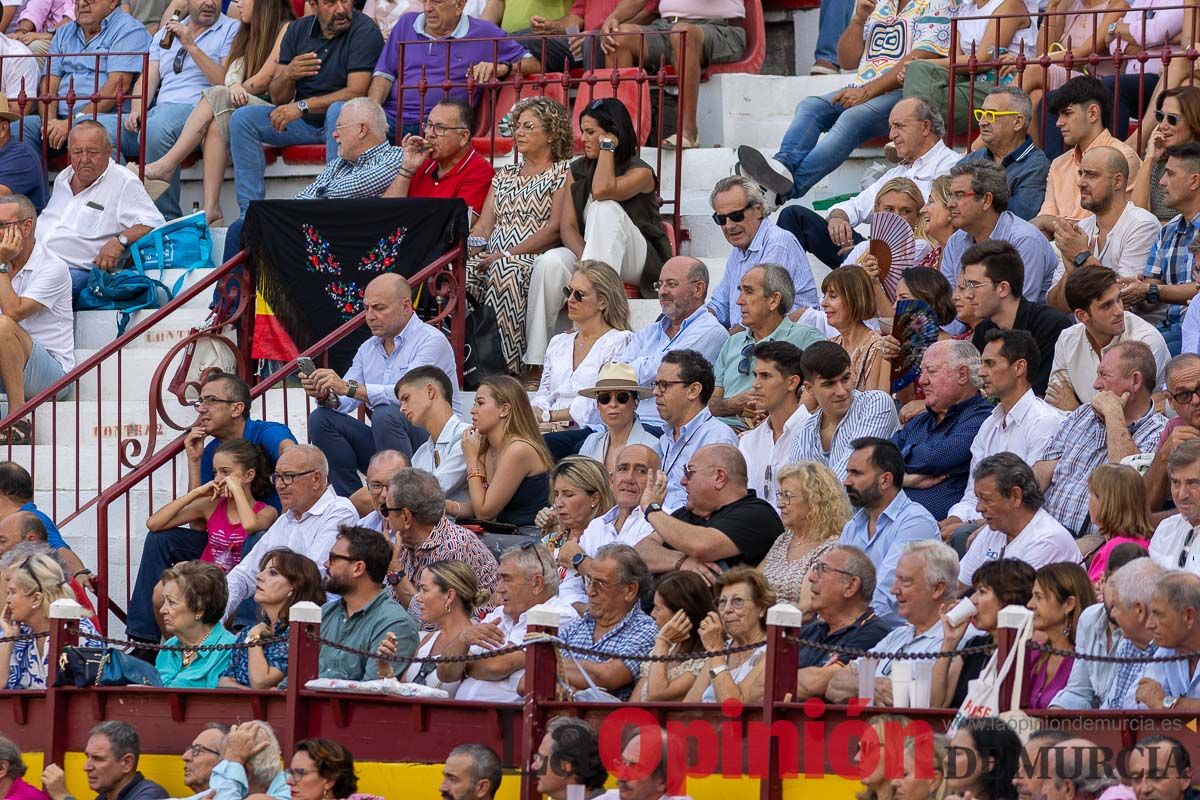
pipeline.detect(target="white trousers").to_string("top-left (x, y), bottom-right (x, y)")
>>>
top-left (523, 199), bottom-right (648, 365)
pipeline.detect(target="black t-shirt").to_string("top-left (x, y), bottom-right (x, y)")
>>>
top-left (796, 609), bottom-right (896, 668)
top-left (950, 632), bottom-right (994, 708)
top-left (972, 299), bottom-right (1072, 395)
top-left (278, 11), bottom-right (385, 126)
top-left (666, 492), bottom-right (784, 568)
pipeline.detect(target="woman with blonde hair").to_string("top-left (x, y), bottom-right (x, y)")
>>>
top-left (537, 455), bottom-right (616, 610)
top-left (0, 552), bottom-right (103, 689)
top-left (821, 266), bottom-right (891, 392)
top-left (758, 461), bottom-right (851, 608)
top-left (917, 177), bottom-right (954, 271)
top-left (468, 96), bottom-right (575, 378)
top-left (856, 714), bottom-right (916, 800)
top-left (1085, 464), bottom-right (1154, 583)
top-left (687, 567), bottom-right (776, 704)
top-left (891, 732), bottom-right (951, 800)
top-left (376, 559), bottom-right (488, 698)
top-left (462, 375), bottom-right (555, 529)
top-left (531, 262), bottom-right (633, 432)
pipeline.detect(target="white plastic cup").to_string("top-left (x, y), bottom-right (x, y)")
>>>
top-left (946, 597), bottom-right (977, 627)
top-left (858, 657), bottom-right (878, 702)
top-left (891, 660), bottom-right (913, 708)
top-left (911, 660), bottom-right (933, 708)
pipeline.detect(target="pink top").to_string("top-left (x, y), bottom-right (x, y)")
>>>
top-left (1021, 649), bottom-right (1073, 709)
top-left (200, 496), bottom-right (267, 572)
top-left (16, 0), bottom-right (74, 32)
top-left (1087, 536), bottom-right (1150, 582)
top-left (660, 0), bottom-right (744, 18)
top-left (6, 778), bottom-right (51, 800)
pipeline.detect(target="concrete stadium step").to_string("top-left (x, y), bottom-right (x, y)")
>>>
top-left (74, 307), bottom-right (215, 351)
top-left (697, 73), bottom-right (853, 151)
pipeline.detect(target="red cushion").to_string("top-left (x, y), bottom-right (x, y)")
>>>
top-left (281, 144), bottom-right (328, 165)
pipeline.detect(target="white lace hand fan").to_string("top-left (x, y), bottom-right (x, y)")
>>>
top-left (869, 211), bottom-right (916, 303)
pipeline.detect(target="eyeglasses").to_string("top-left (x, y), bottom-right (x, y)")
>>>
top-left (186, 744), bottom-right (221, 758)
top-left (949, 190), bottom-right (978, 203)
top-left (738, 341), bottom-right (756, 376)
top-left (1156, 110), bottom-right (1183, 126)
top-left (334, 121), bottom-right (365, 133)
top-left (1180, 526), bottom-right (1198, 569)
top-left (173, 48), bottom-right (187, 74)
top-left (270, 469), bottom-right (317, 486)
top-left (653, 278), bottom-right (700, 292)
top-left (20, 559), bottom-right (43, 595)
top-left (377, 503), bottom-right (406, 517)
top-left (961, 279), bottom-right (994, 295)
top-left (562, 287), bottom-right (587, 302)
top-left (0, 218), bottom-right (31, 229)
top-left (682, 464), bottom-right (720, 479)
top-left (811, 561), bottom-right (857, 580)
top-left (650, 379), bottom-right (689, 392)
top-left (521, 540), bottom-right (551, 577)
top-left (326, 552), bottom-right (358, 565)
top-left (583, 575), bottom-right (621, 592)
top-left (284, 768), bottom-right (311, 782)
top-left (973, 108), bottom-right (1021, 124)
top-left (422, 121), bottom-right (468, 137)
top-left (1170, 384), bottom-right (1200, 405)
top-left (367, 481), bottom-right (389, 493)
top-left (716, 596), bottom-right (747, 610)
top-left (190, 395), bottom-right (237, 409)
top-left (514, 121), bottom-right (544, 132)
top-left (712, 202), bottom-right (754, 227)
top-left (596, 391), bottom-right (633, 405)
top-left (777, 490), bottom-right (798, 505)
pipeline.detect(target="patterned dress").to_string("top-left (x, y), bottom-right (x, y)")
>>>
top-left (468, 160), bottom-right (571, 373)
top-left (6, 617), bottom-right (103, 689)
top-left (759, 533), bottom-right (839, 606)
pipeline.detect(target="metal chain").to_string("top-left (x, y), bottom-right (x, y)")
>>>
top-left (0, 631), bottom-right (45, 645)
top-left (68, 627), bottom-right (288, 653)
top-left (1027, 640), bottom-right (1200, 663)
top-left (783, 633), bottom-right (997, 661)
top-left (307, 630), bottom-right (527, 665)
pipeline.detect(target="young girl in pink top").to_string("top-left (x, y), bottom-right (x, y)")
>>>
top-left (1085, 464), bottom-right (1154, 594)
top-left (147, 438), bottom-right (278, 572)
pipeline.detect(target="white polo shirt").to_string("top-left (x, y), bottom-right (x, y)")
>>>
top-left (38, 159), bottom-right (166, 270)
top-left (1051, 203), bottom-right (1162, 281)
top-left (9, 240), bottom-right (74, 370)
top-left (454, 594), bottom-right (579, 703)
top-left (958, 508), bottom-right (1082, 586)
top-left (739, 404), bottom-right (810, 512)
top-left (1149, 513), bottom-right (1200, 575)
top-left (1051, 312), bottom-right (1170, 404)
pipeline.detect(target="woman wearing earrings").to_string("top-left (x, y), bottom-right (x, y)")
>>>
top-left (462, 375), bottom-right (555, 529)
top-left (535, 456), bottom-right (615, 611)
top-left (1023, 562), bottom-right (1095, 709)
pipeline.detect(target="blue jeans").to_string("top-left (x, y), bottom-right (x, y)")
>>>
top-left (814, 0), bottom-right (854, 64)
top-left (101, 102), bottom-right (194, 219)
top-left (778, 204), bottom-right (864, 269)
top-left (229, 105), bottom-right (341, 216)
top-left (308, 404), bottom-right (429, 496)
top-left (774, 89), bottom-right (901, 200)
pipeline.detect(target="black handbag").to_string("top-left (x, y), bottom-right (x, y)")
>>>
top-left (462, 294), bottom-right (507, 390)
top-left (55, 647), bottom-right (164, 687)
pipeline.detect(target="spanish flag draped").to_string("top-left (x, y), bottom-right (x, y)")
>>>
top-left (251, 291), bottom-right (299, 362)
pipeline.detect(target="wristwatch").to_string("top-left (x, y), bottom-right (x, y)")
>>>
top-left (0, 263), bottom-right (8, 274)
top-left (644, 502), bottom-right (663, 517)
top-left (1147, 283), bottom-right (1161, 304)
top-left (346, 379), bottom-right (359, 399)
top-left (1072, 251), bottom-right (1091, 268)
top-left (571, 552), bottom-right (588, 569)
top-left (1165, 695), bottom-right (1180, 709)
top-left (385, 570), bottom-right (402, 587)
top-left (600, 138), bottom-right (616, 152)
top-left (709, 664), bottom-right (730, 679)
top-left (1107, 21), bottom-right (1118, 35)
top-left (296, 99), bottom-right (309, 113)
top-left (117, 233), bottom-right (130, 248)
top-left (541, 408), bottom-right (552, 423)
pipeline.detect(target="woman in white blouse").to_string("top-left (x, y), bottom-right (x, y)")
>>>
top-left (532, 261), bottom-right (632, 430)
top-left (375, 559), bottom-right (487, 698)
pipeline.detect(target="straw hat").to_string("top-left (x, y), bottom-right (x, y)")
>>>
top-left (579, 362), bottom-right (652, 400)
top-left (0, 95), bottom-right (18, 122)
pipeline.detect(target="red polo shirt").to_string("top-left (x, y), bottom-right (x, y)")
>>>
top-left (408, 149), bottom-right (495, 216)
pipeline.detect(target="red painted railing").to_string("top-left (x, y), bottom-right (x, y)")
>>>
top-left (0, 602), bottom-right (1190, 800)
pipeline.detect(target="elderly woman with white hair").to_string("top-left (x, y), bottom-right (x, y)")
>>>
top-left (0, 552), bottom-right (103, 689)
top-left (208, 721), bottom-right (290, 800)
top-left (892, 340), bottom-right (993, 521)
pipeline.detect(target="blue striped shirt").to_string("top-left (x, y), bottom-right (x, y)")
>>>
top-left (1141, 210), bottom-right (1200, 327)
top-left (786, 390), bottom-right (900, 481)
top-left (708, 218), bottom-right (818, 328)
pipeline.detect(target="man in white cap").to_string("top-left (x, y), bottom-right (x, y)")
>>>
top-left (577, 363), bottom-right (662, 467)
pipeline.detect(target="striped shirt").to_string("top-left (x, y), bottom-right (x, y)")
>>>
top-left (1102, 638), bottom-right (1156, 709)
top-left (786, 390), bottom-right (900, 481)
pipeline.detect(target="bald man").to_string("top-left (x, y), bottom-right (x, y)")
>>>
top-left (559, 444), bottom-right (662, 610)
top-left (0, 511), bottom-right (46, 554)
top-left (303, 273), bottom-right (461, 496)
top-left (1046, 146), bottom-right (1161, 314)
top-left (635, 443), bottom-right (784, 580)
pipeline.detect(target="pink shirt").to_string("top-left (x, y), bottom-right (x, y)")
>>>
top-left (6, 778), bottom-right (51, 800)
top-left (16, 0), bottom-right (74, 31)
top-left (659, 0), bottom-right (744, 18)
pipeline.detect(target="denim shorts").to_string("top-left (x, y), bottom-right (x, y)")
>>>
top-left (0, 341), bottom-right (67, 400)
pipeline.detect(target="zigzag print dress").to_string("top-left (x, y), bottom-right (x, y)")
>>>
top-left (467, 160), bottom-right (570, 373)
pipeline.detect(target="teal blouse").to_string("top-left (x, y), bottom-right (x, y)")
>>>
top-left (156, 624), bottom-right (237, 687)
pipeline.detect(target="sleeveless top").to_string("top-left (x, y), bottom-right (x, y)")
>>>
top-left (497, 472), bottom-right (550, 527)
top-left (201, 497), bottom-right (267, 572)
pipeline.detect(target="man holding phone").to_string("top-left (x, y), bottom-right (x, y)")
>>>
top-left (302, 272), bottom-right (461, 497)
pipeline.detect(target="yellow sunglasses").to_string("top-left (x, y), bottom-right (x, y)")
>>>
top-left (973, 108), bottom-right (1022, 124)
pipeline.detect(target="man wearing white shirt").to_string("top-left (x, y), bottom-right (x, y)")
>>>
top-left (957, 453), bottom-right (1081, 591)
top-left (557, 444), bottom-right (659, 610)
top-left (437, 542), bottom-right (579, 702)
top-left (1149, 439), bottom-right (1200, 574)
top-left (37, 121), bottom-right (165, 302)
top-left (301, 273), bottom-right (459, 496)
top-left (0, 194), bottom-right (74, 443)
top-left (765, 97), bottom-right (961, 270)
top-left (395, 365), bottom-right (470, 515)
top-left (221, 444), bottom-right (359, 620)
top-left (1049, 266), bottom-right (1169, 411)
top-left (738, 340), bottom-right (808, 510)
top-left (356, 449), bottom-right (409, 532)
top-left (1046, 148), bottom-right (1161, 313)
top-left (941, 330), bottom-right (1063, 542)
top-left (0, 36), bottom-right (38, 106)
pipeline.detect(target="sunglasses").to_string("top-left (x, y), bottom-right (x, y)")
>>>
top-left (1170, 384), bottom-right (1200, 405)
top-left (712, 202), bottom-right (754, 226)
top-left (737, 341), bottom-right (756, 376)
top-left (521, 540), bottom-right (550, 577)
top-left (1156, 110), bottom-right (1183, 126)
top-left (173, 48), bottom-right (187, 74)
top-left (596, 391), bottom-right (633, 405)
top-left (562, 287), bottom-right (587, 301)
